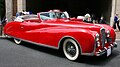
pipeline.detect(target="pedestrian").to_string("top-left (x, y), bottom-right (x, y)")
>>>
top-left (0, 16), bottom-right (1, 24)
top-left (16, 12), bottom-right (22, 17)
top-left (0, 16), bottom-right (1, 35)
top-left (1, 16), bottom-right (8, 36)
top-left (83, 13), bottom-right (92, 23)
top-left (22, 10), bottom-right (29, 15)
top-left (91, 14), bottom-right (99, 24)
top-left (91, 14), bottom-right (95, 23)
top-left (99, 16), bottom-right (106, 24)
top-left (113, 14), bottom-right (120, 31)
top-left (29, 11), bottom-right (33, 14)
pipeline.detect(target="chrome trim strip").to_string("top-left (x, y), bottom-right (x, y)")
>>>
top-left (92, 36), bottom-right (97, 56)
top-left (10, 36), bottom-right (58, 49)
top-left (9, 35), bottom-right (97, 56)
top-left (82, 53), bottom-right (94, 56)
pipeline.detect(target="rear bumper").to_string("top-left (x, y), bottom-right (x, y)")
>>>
top-left (95, 42), bottom-right (117, 56)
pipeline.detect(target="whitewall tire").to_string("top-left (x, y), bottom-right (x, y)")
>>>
top-left (63, 39), bottom-right (80, 61)
top-left (14, 38), bottom-right (21, 45)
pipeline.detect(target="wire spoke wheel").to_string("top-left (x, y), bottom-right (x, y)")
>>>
top-left (63, 39), bottom-right (80, 61)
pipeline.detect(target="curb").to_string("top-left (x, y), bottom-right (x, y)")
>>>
top-left (116, 39), bottom-right (120, 41)
top-left (0, 36), bottom-right (7, 39)
top-left (0, 35), bottom-right (11, 38)
top-left (0, 36), bottom-right (6, 38)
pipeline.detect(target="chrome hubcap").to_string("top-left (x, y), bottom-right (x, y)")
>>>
top-left (65, 41), bottom-right (76, 57)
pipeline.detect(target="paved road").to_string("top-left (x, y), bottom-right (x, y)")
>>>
top-left (0, 38), bottom-right (120, 67)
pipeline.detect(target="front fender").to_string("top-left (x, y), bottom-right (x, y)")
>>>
top-left (71, 31), bottom-right (97, 54)
top-left (58, 28), bottom-right (98, 54)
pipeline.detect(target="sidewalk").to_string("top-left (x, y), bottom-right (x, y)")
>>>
top-left (116, 32), bottom-right (120, 40)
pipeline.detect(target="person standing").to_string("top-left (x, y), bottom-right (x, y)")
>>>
top-left (113, 14), bottom-right (120, 31)
top-left (83, 13), bottom-right (92, 23)
top-left (1, 16), bottom-right (8, 36)
top-left (99, 16), bottom-right (106, 24)
top-left (16, 12), bottom-right (22, 17)
top-left (0, 16), bottom-right (1, 24)
top-left (22, 10), bottom-right (29, 15)
top-left (0, 16), bottom-right (1, 36)
top-left (91, 14), bottom-right (96, 24)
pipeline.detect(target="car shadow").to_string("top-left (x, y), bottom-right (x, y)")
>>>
top-left (76, 50), bottom-right (120, 66)
top-left (7, 38), bottom-right (65, 58)
top-left (6, 38), bottom-right (120, 66)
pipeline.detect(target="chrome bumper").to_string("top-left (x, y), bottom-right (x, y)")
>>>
top-left (96, 42), bottom-right (117, 56)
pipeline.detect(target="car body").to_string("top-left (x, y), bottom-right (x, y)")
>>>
top-left (4, 10), bottom-right (117, 61)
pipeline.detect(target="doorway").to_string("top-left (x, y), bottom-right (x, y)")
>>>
top-left (26, 0), bottom-right (112, 22)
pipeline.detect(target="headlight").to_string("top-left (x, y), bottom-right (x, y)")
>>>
top-left (95, 33), bottom-right (100, 47)
top-left (106, 30), bottom-right (110, 37)
top-left (96, 41), bottom-right (100, 47)
top-left (95, 33), bottom-right (99, 41)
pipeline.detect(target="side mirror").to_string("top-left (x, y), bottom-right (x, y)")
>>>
top-left (37, 13), bottom-right (42, 22)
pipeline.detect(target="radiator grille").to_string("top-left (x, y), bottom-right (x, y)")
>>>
top-left (101, 28), bottom-right (106, 47)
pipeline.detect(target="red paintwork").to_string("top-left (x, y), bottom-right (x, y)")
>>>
top-left (4, 12), bottom-right (116, 55)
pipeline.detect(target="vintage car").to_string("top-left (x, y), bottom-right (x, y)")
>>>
top-left (4, 10), bottom-right (117, 61)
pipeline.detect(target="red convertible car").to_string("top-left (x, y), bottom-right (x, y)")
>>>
top-left (4, 10), bottom-right (117, 61)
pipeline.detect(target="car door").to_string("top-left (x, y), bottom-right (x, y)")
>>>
top-left (19, 22), bottom-right (54, 44)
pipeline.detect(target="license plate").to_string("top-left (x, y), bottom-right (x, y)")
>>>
top-left (107, 47), bottom-right (111, 57)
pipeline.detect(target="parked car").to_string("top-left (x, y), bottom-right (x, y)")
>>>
top-left (4, 10), bottom-right (117, 61)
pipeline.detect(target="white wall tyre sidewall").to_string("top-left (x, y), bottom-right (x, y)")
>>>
top-left (63, 39), bottom-right (80, 61)
top-left (14, 38), bottom-right (21, 45)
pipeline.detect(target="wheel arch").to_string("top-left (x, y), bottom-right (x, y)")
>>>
top-left (58, 36), bottom-right (82, 54)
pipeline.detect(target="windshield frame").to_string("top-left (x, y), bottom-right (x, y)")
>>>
top-left (39, 12), bottom-right (67, 20)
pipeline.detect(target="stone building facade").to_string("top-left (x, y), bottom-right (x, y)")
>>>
top-left (5, 0), bottom-right (26, 21)
top-left (110, 0), bottom-right (120, 26)
top-left (5, 0), bottom-right (120, 26)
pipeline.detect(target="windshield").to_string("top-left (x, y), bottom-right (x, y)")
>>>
top-left (40, 12), bottom-right (67, 20)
